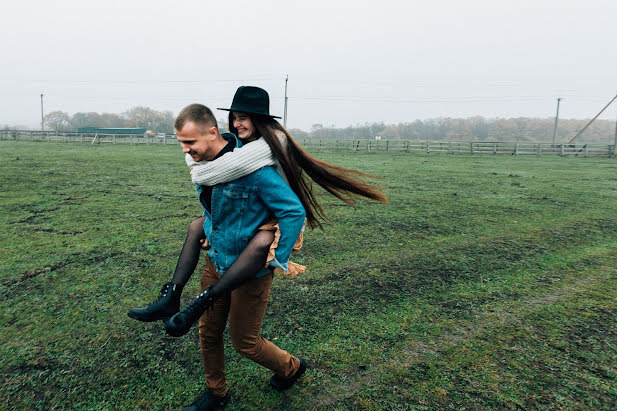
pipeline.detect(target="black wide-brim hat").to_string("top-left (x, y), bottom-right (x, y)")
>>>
top-left (217, 86), bottom-right (281, 119)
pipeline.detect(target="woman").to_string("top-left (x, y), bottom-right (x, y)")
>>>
top-left (163, 86), bottom-right (389, 333)
top-left (127, 92), bottom-right (306, 328)
top-left (131, 86), bottom-right (388, 336)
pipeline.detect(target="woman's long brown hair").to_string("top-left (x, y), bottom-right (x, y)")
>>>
top-left (229, 113), bottom-right (388, 229)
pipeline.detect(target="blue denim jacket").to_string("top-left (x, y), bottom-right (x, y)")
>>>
top-left (196, 134), bottom-right (306, 277)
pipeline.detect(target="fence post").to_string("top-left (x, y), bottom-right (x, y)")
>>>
top-left (368, 141), bottom-right (371, 152)
top-left (470, 142), bottom-right (473, 154)
top-left (561, 144), bottom-right (565, 156)
top-left (584, 144), bottom-right (588, 157)
top-left (163, 134), bottom-right (167, 145)
top-left (537, 144), bottom-right (542, 156)
top-left (426, 142), bottom-right (430, 153)
top-left (386, 140), bottom-right (390, 152)
top-left (514, 143), bottom-right (519, 156)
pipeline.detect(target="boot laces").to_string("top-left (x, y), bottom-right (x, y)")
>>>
top-left (183, 288), bottom-right (213, 319)
top-left (156, 283), bottom-right (170, 300)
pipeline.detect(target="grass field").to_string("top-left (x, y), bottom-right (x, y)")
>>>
top-left (1, 141), bottom-right (616, 410)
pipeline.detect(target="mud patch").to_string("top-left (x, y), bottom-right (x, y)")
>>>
top-left (20, 261), bottom-right (69, 281)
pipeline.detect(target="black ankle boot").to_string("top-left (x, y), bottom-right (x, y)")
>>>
top-left (184, 388), bottom-right (230, 410)
top-left (165, 286), bottom-right (215, 337)
top-left (128, 282), bottom-right (182, 322)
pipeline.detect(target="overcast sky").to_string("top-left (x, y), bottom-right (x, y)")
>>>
top-left (1, 0), bottom-right (616, 131)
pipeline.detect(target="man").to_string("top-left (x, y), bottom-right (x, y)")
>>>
top-left (171, 103), bottom-right (307, 410)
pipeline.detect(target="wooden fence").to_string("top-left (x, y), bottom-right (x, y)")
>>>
top-left (299, 139), bottom-right (616, 157)
top-left (0, 130), bottom-right (171, 145)
top-left (1, 130), bottom-right (615, 157)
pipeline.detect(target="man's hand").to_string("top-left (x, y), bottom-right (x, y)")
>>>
top-left (200, 237), bottom-right (210, 250)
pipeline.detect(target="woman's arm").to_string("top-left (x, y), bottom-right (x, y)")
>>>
top-left (256, 166), bottom-right (306, 273)
top-left (190, 138), bottom-right (276, 186)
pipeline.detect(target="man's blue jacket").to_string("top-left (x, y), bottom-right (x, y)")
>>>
top-left (196, 133), bottom-right (306, 277)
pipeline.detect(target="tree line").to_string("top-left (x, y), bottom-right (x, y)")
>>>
top-left (17, 108), bottom-right (617, 143)
top-left (41, 107), bottom-right (177, 134)
top-left (290, 117), bottom-right (616, 143)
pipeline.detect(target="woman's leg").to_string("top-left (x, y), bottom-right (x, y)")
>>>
top-left (209, 230), bottom-right (274, 298)
top-left (165, 229), bottom-right (275, 336)
top-left (128, 217), bottom-right (206, 322)
top-left (170, 216), bottom-right (207, 288)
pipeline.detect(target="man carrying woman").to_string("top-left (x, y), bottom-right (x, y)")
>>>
top-left (129, 86), bottom-right (387, 410)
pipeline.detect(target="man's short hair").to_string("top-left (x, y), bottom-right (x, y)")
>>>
top-left (175, 104), bottom-right (218, 133)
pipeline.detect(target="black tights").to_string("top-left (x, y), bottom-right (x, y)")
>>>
top-left (170, 217), bottom-right (275, 298)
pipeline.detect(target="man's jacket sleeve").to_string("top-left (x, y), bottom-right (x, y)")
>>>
top-left (256, 167), bottom-right (306, 272)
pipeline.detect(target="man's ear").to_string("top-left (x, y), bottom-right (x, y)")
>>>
top-left (207, 126), bottom-right (218, 140)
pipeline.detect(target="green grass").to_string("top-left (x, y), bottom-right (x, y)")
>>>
top-left (1, 141), bottom-right (616, 410)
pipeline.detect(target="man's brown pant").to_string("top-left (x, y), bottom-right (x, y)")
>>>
top-left (198, 256), bottom-right (300, 397)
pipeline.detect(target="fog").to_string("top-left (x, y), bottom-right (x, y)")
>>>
top-left (1, 0), bottom-right (616, 130)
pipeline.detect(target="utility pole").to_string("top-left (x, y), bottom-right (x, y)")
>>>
top-left (614, 105), bottom-right (617, 158)
top-left (283, 75), bottom-right (288, 128)
top-left (568, 93), bottom-right (617, 144)
top-left (40, 93), bottom-right (44, 131)
top-left (552, 97), bottom-right (561, 145)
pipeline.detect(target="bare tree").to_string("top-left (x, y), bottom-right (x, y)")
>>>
top-left (44, 111), bottom-right (72, 131)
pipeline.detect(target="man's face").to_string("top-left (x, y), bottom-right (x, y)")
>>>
top-left (232, 112), bottom-right (256, 140)
top-left (176, 120), bottom-right (216, 161)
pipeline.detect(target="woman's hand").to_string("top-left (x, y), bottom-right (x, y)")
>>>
top-left (200, 237), bottom-right (210, 250)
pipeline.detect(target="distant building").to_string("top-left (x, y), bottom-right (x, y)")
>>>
top-left (77, 127), bottom-right (147, 134)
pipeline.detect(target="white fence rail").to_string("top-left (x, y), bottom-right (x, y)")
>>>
top-left (0, 130), bottom-right (172, 145)
top-left (300, 139), bottom-right (615, 157)
top-left (1, 130), bottom-right (615, 157)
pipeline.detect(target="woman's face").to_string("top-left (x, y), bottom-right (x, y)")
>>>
top-left (232, 112), bottom-right (256, 139)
